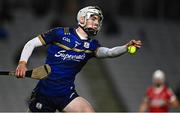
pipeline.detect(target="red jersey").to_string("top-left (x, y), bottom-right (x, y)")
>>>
top-left (145, 85), bottom-right (176, 112)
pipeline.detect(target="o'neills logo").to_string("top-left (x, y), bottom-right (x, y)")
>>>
top-left (55, 50), bottom-right (86, 62)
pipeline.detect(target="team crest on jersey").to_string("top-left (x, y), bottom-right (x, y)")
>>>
top-left (84, 42), bottom-right (90, 48)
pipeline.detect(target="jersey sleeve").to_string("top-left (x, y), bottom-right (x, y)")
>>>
top-left (144, 87), bottom-right (152, 102)
top-left (167, 88), bottom-right (177, 102)
top-left (92, 39), bottom-right (101, 49)
top-left (38, 27), bottom-right (64, 45)
top-left (91, 39), bottom-right (101, 56)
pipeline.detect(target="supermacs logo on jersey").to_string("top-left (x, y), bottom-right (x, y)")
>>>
top-left (54, 50), bottom-right (86, 62)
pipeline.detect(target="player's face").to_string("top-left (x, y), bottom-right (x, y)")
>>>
top-left (153, 79), bottom-right (164, 87)
top-left (85, 15), bottom-right (101, 30)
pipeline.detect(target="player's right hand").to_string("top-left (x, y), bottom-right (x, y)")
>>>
top-left (15, 61), bottom-right (27, 78)
top-left (126, 39), bottom-right (142, 48)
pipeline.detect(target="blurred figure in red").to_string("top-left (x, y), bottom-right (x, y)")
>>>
top-left (139, 70), bottom-right (179, 112)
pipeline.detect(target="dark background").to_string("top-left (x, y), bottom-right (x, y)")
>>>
top-left (0, 0), bottom-right (180, 112)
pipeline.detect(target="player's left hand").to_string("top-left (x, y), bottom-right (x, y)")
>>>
top-left (126, 40), bottom-right (142, 48)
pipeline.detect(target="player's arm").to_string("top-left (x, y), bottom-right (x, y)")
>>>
top-left (139, 97), bottom-right (148, 112)
top-left (169, 96), bottom-right (179, 108)
top-left (168, 88), bottom-right (180, 108)
top-left (139, 88), bottom-right (150, 112)
top-left (16, 28), bottom-right (60, 78)
top-left (95, 39), bottom-right (142, 58)
top-left (15, 37), bottom-right (43, 78)
top-left (96, 45), bottom-right (127, 58)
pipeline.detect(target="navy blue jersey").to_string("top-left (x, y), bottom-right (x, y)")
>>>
top-left (35, 27), bottom-right (100, 96)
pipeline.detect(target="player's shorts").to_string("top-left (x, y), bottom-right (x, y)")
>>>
top-left (28, 91), bottom-right (79, 112)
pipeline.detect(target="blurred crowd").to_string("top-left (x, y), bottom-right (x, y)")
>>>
top-left (1, 0), bottom-right (180, 39)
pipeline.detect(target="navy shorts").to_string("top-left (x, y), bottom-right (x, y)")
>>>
top-left (28, 91), bottom-right (79, 112)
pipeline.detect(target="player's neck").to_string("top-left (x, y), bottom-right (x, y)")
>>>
top-left (154, 85), bottom-right (164, 94)
top-left (154, 84), bottom-right (164, 90)
top-left (76, 27), bottom-right (88, 40)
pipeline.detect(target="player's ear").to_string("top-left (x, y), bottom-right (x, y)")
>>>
top-left (79, 16), bottom-right (85, 24)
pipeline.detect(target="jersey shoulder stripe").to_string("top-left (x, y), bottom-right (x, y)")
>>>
top-left (38, 35), bottom-right (46, 45)
top-left (53, 42), bottom-right (93, 53)
top-left (39, 27), bottom-right (65, 45)
top-left (64, 27), bottom-right (70, 35)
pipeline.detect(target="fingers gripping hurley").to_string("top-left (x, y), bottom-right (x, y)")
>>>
top-left (0, 64), bottom-right (51, 80)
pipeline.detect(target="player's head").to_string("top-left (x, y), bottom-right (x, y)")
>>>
top-left (152, 69), bottom-right (165, 87)
top-left (77, 6), bottom-right (103, 36)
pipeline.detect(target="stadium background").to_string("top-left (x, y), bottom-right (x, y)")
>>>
top-left (0, 0), bottom-right (180, 112)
